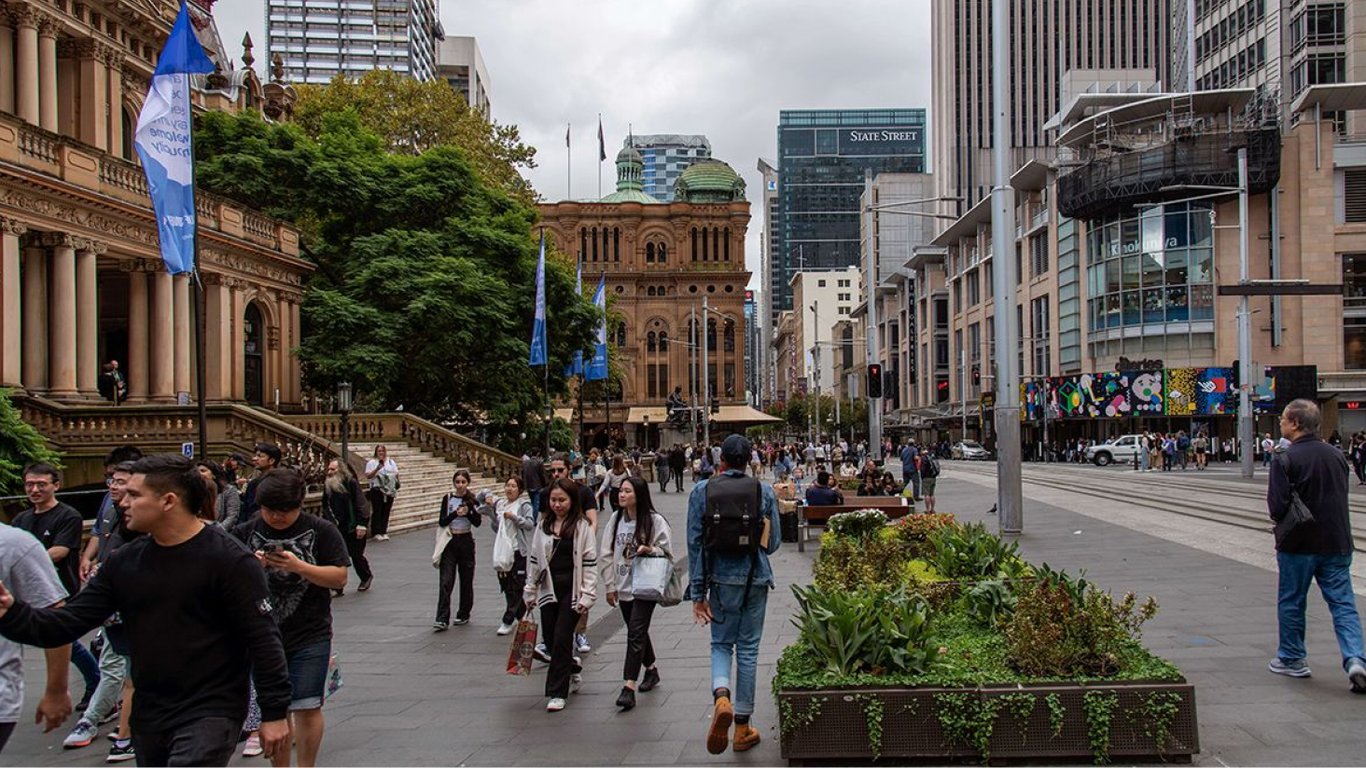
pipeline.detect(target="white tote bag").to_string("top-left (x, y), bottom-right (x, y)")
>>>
top-left (631, 555), bottom-right (672, 602)
top-left (492, 507), bottom-right (517, 572)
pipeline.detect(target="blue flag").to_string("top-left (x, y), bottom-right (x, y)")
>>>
top-left (585, 274), bottom-right (609, 381)
top-left (529, 234), bottom-right (548, 366)
top-left (563, 262), bottom-right (584, 377)
top-left (134, 1), bottom-right (214, 276)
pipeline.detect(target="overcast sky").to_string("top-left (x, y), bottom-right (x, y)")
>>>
top-left (214, 1), bottom-right (934, 288)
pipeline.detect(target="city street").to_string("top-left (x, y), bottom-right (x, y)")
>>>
top-left (8, 464), bottom-right (1366, 766)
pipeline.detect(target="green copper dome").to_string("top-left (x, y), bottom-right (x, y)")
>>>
top-left (601, 142), bottom-right (660, 204)
top-left (675, 159), bottom-right (746, 203)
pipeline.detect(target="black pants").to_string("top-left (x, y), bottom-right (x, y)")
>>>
top-left (436, 534), bottom-right (475, 624)
top-left (619, 599), bottom-right (658, 682)
top-left (344, 532), bottom-right (372, 583)
top-left (367, 490), bottom-right (395, 535)
top-left (132, 716), bottom-right (240, 767)
top-left (672, 467), bottom-right (684, 492)
top-left (539, 577), bottom-right (582, 698)
top-left (497, 552), bottom-right (528, 625)
top-left (0, 721), bottom-right (14, 754)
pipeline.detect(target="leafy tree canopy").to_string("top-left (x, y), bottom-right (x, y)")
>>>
top-left (194, 108), bottom-right (596, 429)
top-left (0, 390), bottom-right (61, 496)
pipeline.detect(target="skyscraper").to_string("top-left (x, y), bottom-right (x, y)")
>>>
top-left (625, 135), bottom-right (712, 202)
top-left (438, 36), bottom-right (492, 116)
top-left (773, 109), bottom-right (927, 321)
top-left (757, 157), bottom-right (780, 386)
top-left (931, 0), bottom-right (1172, 209)
top-left (266, 0), bottom-right (443, 85)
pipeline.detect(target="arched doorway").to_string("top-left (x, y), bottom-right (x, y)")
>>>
top-left (244, 303), bottom-right (264, 405)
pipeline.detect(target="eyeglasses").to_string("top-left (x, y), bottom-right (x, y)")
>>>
top-left (23, 481), bottom-right (52, 490)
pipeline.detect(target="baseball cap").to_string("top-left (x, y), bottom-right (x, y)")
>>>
top-left (721, 434), bottom-right (752, 467)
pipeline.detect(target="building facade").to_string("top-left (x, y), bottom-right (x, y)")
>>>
top-left (539, 145), bottom-right (771, 448)
top-left (757, 156), bottom-right (779, 402)
top-left (788, 267), bottom-right (862, 404)
top-left (437, 35), bottom-right (490, 116)
top-left (774, 109), bottom-right (926, 325)
top-left (0, 0), bottom-right (310, 409)
top-left (625, 134), bottom-right (712, 203)
top-left (266, 0), bottom-right (442, 85)
top-left (931, 0), bottom-right (1172, 210)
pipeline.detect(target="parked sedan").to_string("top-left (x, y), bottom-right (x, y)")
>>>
top-left (952, 440), bottom-right (990, 460)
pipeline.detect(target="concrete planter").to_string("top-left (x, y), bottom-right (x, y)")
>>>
top-left (776, 680), bottom-right (1198, 765)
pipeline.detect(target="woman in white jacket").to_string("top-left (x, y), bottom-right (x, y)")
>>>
top-left (600, 477), bottom-right (673, 711)
top-left (524, 477), bottom-right (598, 712)
top-left (490, 477), bottom-right (536, 636)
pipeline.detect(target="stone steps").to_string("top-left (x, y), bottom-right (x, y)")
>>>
top-left (351, 442), bottom-right (506, 535)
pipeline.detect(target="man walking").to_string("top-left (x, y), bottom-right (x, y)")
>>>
top-left (241, 443), bottom-right (283, 520)
top-left (688, 435), bottom-right (781, 754)
top-left (1266, 399), bottom-right (1366, 692)
top-left (521, 449), bottom-right (547, 519)
top-left (900, 440), bottom-right (921, 499)
top-left (0, 454), bottom-right (293, 765)
top-left (669, 444), bottom-right (687, 493)
top-left (0, 521), bottom-right (71, 754)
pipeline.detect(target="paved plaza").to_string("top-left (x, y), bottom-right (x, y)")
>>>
top-left (8, 464), bottom-right (1366, 766)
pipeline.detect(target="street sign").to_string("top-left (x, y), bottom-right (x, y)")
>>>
top-left (181, 441), bottom-right (194, 458)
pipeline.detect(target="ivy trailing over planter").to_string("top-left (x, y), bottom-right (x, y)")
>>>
top-left (1083, 691), bottom-right (1120, 765)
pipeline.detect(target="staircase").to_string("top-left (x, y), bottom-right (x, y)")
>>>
top-left (350, 441), bottom-right (504, 535)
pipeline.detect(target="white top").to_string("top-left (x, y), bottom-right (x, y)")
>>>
top-left (364, 458), bottom-right (398, 489)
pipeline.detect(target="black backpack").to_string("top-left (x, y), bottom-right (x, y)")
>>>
top-left (703, 474), bottom-right (763, 555)
top-left (920, 454), bottom-right (940, 479)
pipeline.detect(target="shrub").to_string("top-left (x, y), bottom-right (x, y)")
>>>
top-left (959, 579), bottom-right (1017, 627)
top-left (926, 522), bottom-right (1026, 581)
top-left (1004, 565), bottom-right (1159, 678)
top-left (814, 527), bottom-right (910, 592)
top-left (827, 508), bottom-right (889, 539)
top-left (791, 584), bottom-right (939, 677)
top-left (0, 389), bottom-right (62, 497)
top-left (893, 512), bottom-right (956, 550)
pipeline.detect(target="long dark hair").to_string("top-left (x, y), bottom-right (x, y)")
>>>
top-left (541, 477), bottom-right (585, 538)
top-left (617, 476), bottom-right (656, 547)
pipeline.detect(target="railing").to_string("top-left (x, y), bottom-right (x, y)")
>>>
top-left (242, 211), bottom-right (278, 248)
top-left (280, 413), bottom-right (521, 480)
top-left (18, 124), bottom-right (58, 164)
top-left (98, 156), bottom-right (149, 197)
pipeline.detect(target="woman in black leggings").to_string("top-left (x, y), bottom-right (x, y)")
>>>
top-left (600, 477), bottom-right (673, 710)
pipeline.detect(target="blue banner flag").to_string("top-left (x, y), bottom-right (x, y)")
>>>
top-left (585, 274), bottom-right (609, 381)
top-left (134, 1), bottom-right (214, 275)
top-left (529, 234), bottom-right (548, 366)
top-left (564, 263), bottom-right (584, 377)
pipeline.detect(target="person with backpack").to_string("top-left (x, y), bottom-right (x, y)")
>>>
top-left (919, 451), bottom-right (941, 512)
top-left (687, 435), bottom-right (781, 755)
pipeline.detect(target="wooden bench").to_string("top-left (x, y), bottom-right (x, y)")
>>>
top-left (796, 497), bottom-right (915, 552)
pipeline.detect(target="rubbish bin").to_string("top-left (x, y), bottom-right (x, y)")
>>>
top-left (779, 499), bottom-right (799, 543)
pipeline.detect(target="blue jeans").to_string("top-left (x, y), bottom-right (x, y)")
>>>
top-left (708, 583), bottom-right (769, 717)
top-left (1276, 551), bottom-right (1366, 669)
top-left (72, 640), bottom-right (100, 692)
top-left (286, 640), bottom-right (332, 711)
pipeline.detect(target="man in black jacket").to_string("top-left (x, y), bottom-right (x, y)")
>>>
top-left (1266, 399), bottom-right (1366, 691)
top-left (0, 454), bottom-right (292, 765)
top-left (668, 444), bottom-right (687, 493)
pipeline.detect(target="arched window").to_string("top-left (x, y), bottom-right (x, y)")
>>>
top-left (723, 228), bottom-right (731, 261)
top-left (724, 319), bottom-right (735, 352)
top-left (591, 227), bottom-right (599, 261)
top-left (646, 243), bottom-right (655, 263)
top-left (659, 332), bottom-right (669, 351)
top-left (691, 228), bottom-right (699, 261)
top-left (658, 243), bottom-right (667, 264)
top-left (616, 321), bottom-right (627, 348)
top-left (713, 228), bottom-right (720, 262)
top-left (647, 331), bottom-right (657, 352)
top-left (613, 227), bottom-right (621, 261)
top-left (602, 227), bottom-right (610, 263)
top-left (707, 318), bottom-right (717, 351)
top-left (580, 228), bottom-right (588, 261)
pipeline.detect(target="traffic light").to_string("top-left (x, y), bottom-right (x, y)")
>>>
top-left (972, 366), bottom-right (981, 387)
top-left (867, 363), bottom-right (883, 398)
top-left (710, 397), bottom-right (720, 414)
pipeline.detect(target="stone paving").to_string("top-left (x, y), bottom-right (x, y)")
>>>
top-left (8, 464), bottom-right (1366, 766)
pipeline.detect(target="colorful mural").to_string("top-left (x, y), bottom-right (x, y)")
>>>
top-left (1164, 368), bottom-right (1199, 416)
top-left (1093, 372), bottom-right (1132, 418)
top-left (1130, 370), bottom-right (1165, 416)
top-left (1194, 367), bottom-right (1237, 415)
top-left (1021, 365), bottom-right (1245, 419)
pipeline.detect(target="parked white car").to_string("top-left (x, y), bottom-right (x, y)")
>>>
top-left (952, 440), bottom-right (990, 460)
top-left (1086, 435), bottom-right (1143, 466)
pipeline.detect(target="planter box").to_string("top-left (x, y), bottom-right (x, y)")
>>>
top-left (777, 680), bottom-right (1198, 764)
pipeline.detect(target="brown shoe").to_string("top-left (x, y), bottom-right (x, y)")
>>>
top-left (706, 696), bottom-right (734, 754)
top-left (733, 723), bottom-right (761, 752)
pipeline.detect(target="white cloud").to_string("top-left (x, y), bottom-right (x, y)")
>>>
top-left (212, 0), bottom-right (933, 290)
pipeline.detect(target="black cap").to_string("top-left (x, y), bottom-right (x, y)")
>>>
top-left (721, 434), bottom-right (752, 467)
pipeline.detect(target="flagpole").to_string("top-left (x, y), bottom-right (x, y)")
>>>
top-left (597, 113), bottom-right (603, 200)
top-left (542, 226), bottom-right (551, 457)
top-left (566, 122), bottom-right (571, 201)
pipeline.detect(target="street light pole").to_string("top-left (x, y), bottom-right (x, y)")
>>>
top-left (991, 0), bottom-right (1023, 534)
top-left (960, 346), bottom-right (968, 440)
top-left (336, 381), bottom-right (353, 465)
top-left (1236, 147), bottom-right (1255, 479)
top-left (811, 300), bottom-right (820, 443)
top-left (864, 173), bottom-right (882, 460)
top-left (702, 295), bottom-right (711, 450)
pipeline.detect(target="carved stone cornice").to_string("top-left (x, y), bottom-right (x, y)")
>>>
top-left (0, 215), bottom-right (28, 236)
top-left (37, 231), bottom-right (106, 253)
top-left (36, 10), bottom-right (58, 37)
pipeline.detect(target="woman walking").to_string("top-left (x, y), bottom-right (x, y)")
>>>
top-left (433, 470), bottom-right (481, 630)
top-left (600, 477), bottom-right (672, 710)
top-left (598, 455), bottom-right (631, 513)
top-left (364, 445), bottom-right (400, 541)
top-left (524, 478), bottom-right (599, 712)
top-left (325, 459), bottom-right (373, 594)
top-left (492, 476), bottom-right (535, 635)
top-left (196, 460), bottom-right (241, 528)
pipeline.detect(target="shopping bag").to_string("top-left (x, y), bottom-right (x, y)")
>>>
top-left (631, 554), bottom-right (672, 601)
top-left (324, 652), bottom-right (343, 700)
top-left (492, 513), bottom-right (516, 572)
top-left (660, 556), bottom-right (686, 607)
top-left (506, 617), bottom-right (538, 676)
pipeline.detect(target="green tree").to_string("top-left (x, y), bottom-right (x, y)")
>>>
top-left (194, 110), bottom-right (597, 425)
top-left (291, 70), bottom-right (536, 202)
top-left (0, 390), bottom-right (61, 496)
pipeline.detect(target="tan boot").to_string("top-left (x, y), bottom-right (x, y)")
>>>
top-left (706, 696), bottom-right (734, 755)
top-left (733, 723), bottom-right (761, 752)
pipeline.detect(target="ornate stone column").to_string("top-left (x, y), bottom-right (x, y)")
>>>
top-left (173, 272), bottom-right (190, 400)
top-left (75, 239), bottom-right (105, 397)
top-left (43, 234), bottom-right (77, 398)
top-left (202, 274), bottom-right (228, 401)
top-left (106, 52), bottom-right (125, 156)
top-left (0, 217), bottom-right (26, 387)
top-left (13, 6), bottom-right (38, 125)
top-left (149, 270), bottom-right (174, 402)
top-left (124, 264), bottom-right (149, 403)
top-left (76, 41), bottom-right (108, 150)
top-left (36, 13), bottom-right (57, 132)
top-left (21, 239), bottom-right (46, 392)
top-left (0, 10), bottom-right (14, 113)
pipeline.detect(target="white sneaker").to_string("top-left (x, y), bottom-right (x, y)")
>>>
top-left (570, 673), bottom-right (583, 694)
top-left (575, 633), bottom-right (591, 653)
top-left (375, 534), bottom-right (390, 542)
top-left (242, 734), bottom-right (263, 757)
top-left (546, 697), bottom-right (567, 712)
top-left (496, 622), bottom-right (514, 636)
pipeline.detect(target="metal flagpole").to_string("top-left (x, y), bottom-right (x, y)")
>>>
top-left (566, 122), bottom-right (571, 201)
top-left (991, 0), bottom-right (1023, 533)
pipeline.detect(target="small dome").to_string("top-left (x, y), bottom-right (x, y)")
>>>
top-left (617, 145), bottom-right (644, 164)
top-left (676, 159), bottom-right (746, 203)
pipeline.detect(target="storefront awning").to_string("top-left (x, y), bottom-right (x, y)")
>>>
top-left (626, 406), bottom-right (668, 424)
top-left (715, 405), bottom-right (783, 425)
top-left (553, 408), bottom-right (575, 422)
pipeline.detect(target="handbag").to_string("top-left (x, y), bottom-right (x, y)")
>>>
top-left (506, 616), bottom-right (538, 676)
top-left (1272, 454), bottom-right (1316, 546)
top-left (631, 554), bottom-right (672, 601)
top-left (324, 652), bottom-right (343, 700)
top-left (492, 506), bottom-right (517, 572)
top-left (660, 556), bottom-right (685, 607)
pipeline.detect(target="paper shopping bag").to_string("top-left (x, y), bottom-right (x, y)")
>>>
top-left (506, 617), bottom-right (538, 676)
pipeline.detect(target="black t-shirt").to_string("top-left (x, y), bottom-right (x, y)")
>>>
top-left (11, 503), bottom-right (83, 595)
top-left (0, 524), bottom-right (292, 731)
top-left (232, 514), bottom-right (349, 651)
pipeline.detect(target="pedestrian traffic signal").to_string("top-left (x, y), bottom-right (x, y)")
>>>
top-left (710, 397), bottom-right (720, 414)
top-left (867, 364), bottom-right (883, 398)
top-left (972, 366), bottom-right (981, 386)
